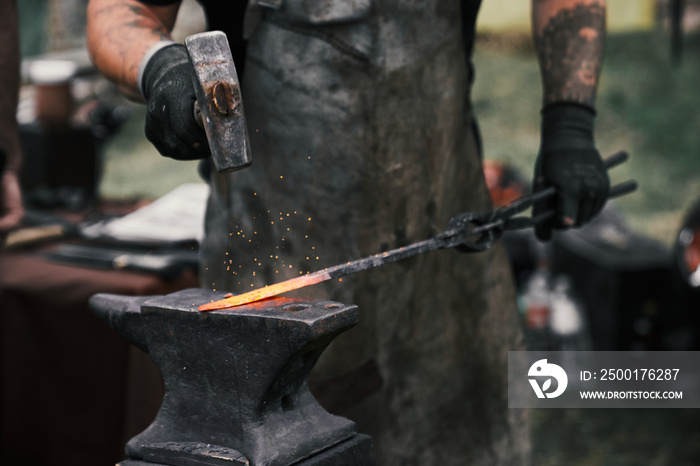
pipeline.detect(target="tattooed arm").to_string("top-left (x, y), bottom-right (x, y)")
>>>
top-left (530, 1), bottom-right (609, 240)
top-left (86, 0), bottom-right (180, 101)
top-left (532, 0), bottom-right (606, 107)
top-left (87, 0), bottom-right (209, 159)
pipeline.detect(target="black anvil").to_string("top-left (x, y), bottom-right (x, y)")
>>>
top-left (89, 288), bottom-right (375, 466)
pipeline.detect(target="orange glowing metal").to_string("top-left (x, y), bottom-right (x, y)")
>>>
top-left (198, 269), bottom-right (332, 311)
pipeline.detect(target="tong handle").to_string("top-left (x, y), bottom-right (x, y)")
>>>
top-left (528, 150), bottom-right (631, 205)
top-left (490, 150), bottom-right (637, 233)
top-left (603, 150), bottom-right (629, 170)
top-left (507, 150), bottom-right (633, 214)
top-left (521, 179), bottom-right (638, 229)
top-left (451, 150), bottom-right (637, 251)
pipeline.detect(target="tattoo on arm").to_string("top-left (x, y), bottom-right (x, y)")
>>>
top-left (87, 0), bottom-right (178, 98)
top-left (534, 2), bottom-right (606, 107)
top-left (126, 4), bottom-right (172, 40)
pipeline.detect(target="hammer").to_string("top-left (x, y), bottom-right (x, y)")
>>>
top-left (185, 31), bottom-right (252, 172)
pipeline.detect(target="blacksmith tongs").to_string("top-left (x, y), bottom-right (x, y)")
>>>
top-left (199, 151), bottom-right (636, 310)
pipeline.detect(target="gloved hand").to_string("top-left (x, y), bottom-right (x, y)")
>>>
top-left (141, 44), bottom-right (210, 160)
top-left (532, 103), bottom-right (610, 241)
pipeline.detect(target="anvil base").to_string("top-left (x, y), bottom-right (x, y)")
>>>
top-left (117, 433), bottom-right (375, 466)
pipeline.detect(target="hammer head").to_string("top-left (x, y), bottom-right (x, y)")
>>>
top-left (185, 31), bottom-right (252, 172)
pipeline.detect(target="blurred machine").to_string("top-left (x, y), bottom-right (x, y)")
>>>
top-left (550, 207), bottom-right (683, 351)
top-left (674, 197), bottom-right (700, 347)
top-left (18, 58), bottom-right (127, 210)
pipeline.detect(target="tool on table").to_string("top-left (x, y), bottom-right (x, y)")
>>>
top-left (44, 244), bottom-right (198, 278)
top-left (185, 31), bottom-right (252, 172)
top-left (1, 209), bottom-right (81, 250)
top-left (200, 151), bottom-right (637, 311)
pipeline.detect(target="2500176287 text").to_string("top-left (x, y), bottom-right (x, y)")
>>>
top-left (580, 369), bottom-right (680, 381)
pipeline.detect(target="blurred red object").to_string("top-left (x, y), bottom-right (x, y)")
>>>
top-left (483, 159), bottom-right (528, 207)
top-left (683, 229), bottom-right (700, 274)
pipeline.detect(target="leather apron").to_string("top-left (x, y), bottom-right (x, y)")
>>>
top-left (201, 1), bottom-right (529, 464)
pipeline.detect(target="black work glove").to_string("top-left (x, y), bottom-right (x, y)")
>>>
top-left (533, 103), bottom-right (610, 241)
top-left (142, 44), bottom-right (210, 160)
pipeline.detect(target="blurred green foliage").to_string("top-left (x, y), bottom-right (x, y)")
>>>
top-left (18, 0), bottom-right (48, 57)
top-left (99, 104), bottom-right (204, 200)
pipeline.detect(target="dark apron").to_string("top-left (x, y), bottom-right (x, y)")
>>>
top-left (201, 1), bottom-right (529, 464)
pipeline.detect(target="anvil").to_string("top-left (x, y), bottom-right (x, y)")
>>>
top-left (89, 288), bottom-right (375, 466)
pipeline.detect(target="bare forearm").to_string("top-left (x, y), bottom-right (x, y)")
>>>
top-left (532, 0), bottom-right (606, 107)
top-left (0, 0), bottom-right (20, 172)
top-left (86, 0), bottom-right (180, 100)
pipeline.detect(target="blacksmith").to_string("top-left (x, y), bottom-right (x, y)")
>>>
top-left (86, 1), bottom-right (609, 464)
